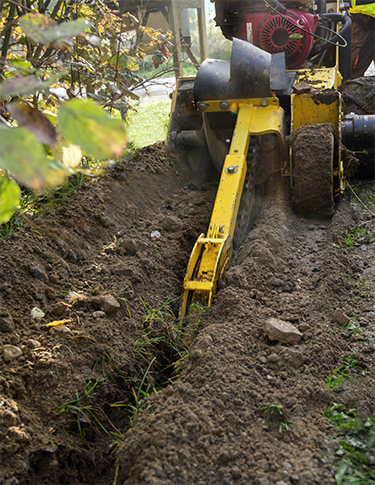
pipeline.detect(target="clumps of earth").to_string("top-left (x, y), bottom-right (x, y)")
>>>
top-left (0, 77), bottom-right (374, 485)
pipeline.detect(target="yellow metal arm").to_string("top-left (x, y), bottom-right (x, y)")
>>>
top-left (179, 98), bottom-right (285, 319)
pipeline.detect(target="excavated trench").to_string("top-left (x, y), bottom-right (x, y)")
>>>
top-left (0, 78), bottom-right (374, 485)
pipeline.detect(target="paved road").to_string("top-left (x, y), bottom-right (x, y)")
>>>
top-left (132, 77), bottom-right (175, 104)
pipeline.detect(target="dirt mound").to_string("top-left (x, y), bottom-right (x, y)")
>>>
top-left (0, 140), bottom-right (374, 484)
top-left (0, 144), bottom-right (218, 485)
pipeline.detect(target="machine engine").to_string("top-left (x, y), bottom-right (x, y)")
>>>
top-left (213, 0), bottom-right (321, 68)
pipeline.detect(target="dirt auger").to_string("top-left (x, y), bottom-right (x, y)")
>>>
top-left (168, 0), bottom-right (375, 320)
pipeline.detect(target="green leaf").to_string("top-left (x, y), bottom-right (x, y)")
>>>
top-left (19, 13), bottom-right (91, 45)
top-left (0, 176), bottom-right (21, 224)
top-left (335, 459), bottom-right (349, 484)
top-left (57, 99), bottom-right (127, 158)
top-left (0, 125), bottom-right (50, 189)
top-left (0, 76), bottom-right (55, 98)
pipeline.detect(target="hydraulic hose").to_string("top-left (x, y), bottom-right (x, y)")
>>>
top-left (342, 114), bottom-right (375, 150)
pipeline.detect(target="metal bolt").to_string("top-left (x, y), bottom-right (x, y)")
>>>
top-left (219, 100), bottom-right (230, 110)
top-left (227, 166), bottom-right (236, 173)
top-left (260, 99), bottom-right (269, 107)
top-left (197, 101), bottom-right (208, 111)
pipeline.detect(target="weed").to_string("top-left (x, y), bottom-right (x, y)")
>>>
top-left (0, 173), bottom-right (90, 239)
top-left (127, 357), bottom-right (159, 428)
top-left (136, 297), bottom-right (191, 368)
top-left (116, 286), bottom-right (133, 318)
top-left (349, 277), bottom-right (374, 304)
top-left (326, 357), bottom-right (366, 391)
top-left (324, 404), bottom-right (375, 485)
top-left (260, 404), bottom-right (291, 433)
top-left (345, 227), bottom-right (374, 250)
top-left (57, 377), bottom-right (108, 438)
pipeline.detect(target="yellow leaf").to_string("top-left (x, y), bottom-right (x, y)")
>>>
top-left (44, 319), bottom-right (72, 327)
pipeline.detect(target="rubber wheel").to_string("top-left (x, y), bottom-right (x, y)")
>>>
top-left (293, 123), bottom-right (335, 216)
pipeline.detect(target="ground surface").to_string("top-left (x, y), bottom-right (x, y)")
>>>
top-left (0, 78), bottom-right (374, 485)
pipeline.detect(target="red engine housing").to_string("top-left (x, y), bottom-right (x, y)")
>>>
top-left (239, 10), bottom-right (319, 69)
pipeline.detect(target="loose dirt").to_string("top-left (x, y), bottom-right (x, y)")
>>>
top-left (0, 78), bottom-right (374, 485)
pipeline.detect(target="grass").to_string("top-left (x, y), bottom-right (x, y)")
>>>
top-left (324, 403), bottom-right (375, 484)
top-left (123, 298), bottom-right (204, 431)
top-left (349, 277), bottom-right (374, 304)
top-left (326, 357), bottom-right (367, 391)
top-left (0, 172), bottom-right (89, 240)
top-left (134, 296), bottom-right (191, 369)
top-left (345, 227), bottom-right (374, 250)
top-left (260, 404), bottom-right (291, 433)
top-left (57, 378), bottom-right (109, 439)
top-left (126, 101), bottom-right (171, 148)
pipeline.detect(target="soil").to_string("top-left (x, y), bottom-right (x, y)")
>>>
top-left (0, 78), bottom-right (374, 485)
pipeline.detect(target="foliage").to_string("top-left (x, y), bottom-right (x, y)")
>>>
top-left (324, 404), bottom-right (375, 484)
top-left (57, 378), bottom-right (109, 439)
top-left (260, 404), bottom-right (291, 433)
top-left (126, 101), bottom-right (170, 148)
top-left (191, 17), bottom-right (231, 61)
top-left (326, 357), bottom-right (367, 391)
top-left (125, 298), bottom-right (203, 429)
top-left (345, 227), bottom-right (374, 250)
top-left (349, 277), bottom-right (374, 304)
top-left (0, 171), bottom-right (89, 240)
top-left (0, 0), bottom-right (172, 223)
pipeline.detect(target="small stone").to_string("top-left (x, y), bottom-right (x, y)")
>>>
top-left (269, 277), bottom-right (284, 287)
top-left (3, 345), bottom-right (23, 363)
top-left (7, 426), bottom-right (30, 443)
top-left (162, 216), bottom-right (183, 232)
top-left (38, 351), bottom-right (52, 360)
top-left (91, 294), bottom-right (120, 314)
top-left (45, 288), bottom-right (57, 300)
top-left (226, 267), bottom-right (248, 289)
top-left (30, 264), bottom-right (47, 280)
top-left (122, 239), bottom-right (137, 255)
top-left (257, 459), bottom-right (269, 472)
top-left (230, 467), bottom-right (242, 480)
top-left (267, 354), bottom-right (281, 364)
top-left (31, 307), bottom-right (45, 320)
top-left (49, 274), bottom-right (60, 283)
top-left (99, 215), bottom-right (114, 227)
top-left (150, 230), bottom-right (161, 239)
top-left (332, 308), bottom-right (350, 326)
top-left (93, 311), bottom-right (106, 319)
top-left (49, 325), bottom-right (72, 335)
top-left (281, 348), bottom-right (305, 368)
top-left (51, 302), bottom-right (69, 316)
top-left (0, 310), bottom-right (15, 333)
top-left (27, 339), bottom-right (41, 349)
top-left (4, 442), bottom-right (20, 455)
top-left (264, 318), bottom-right (302, 344)
top-left (292, 81), bottom-right (311, 94)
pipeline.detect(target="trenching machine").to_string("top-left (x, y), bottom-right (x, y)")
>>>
top-left (167, 0), bottom-right (375, 319)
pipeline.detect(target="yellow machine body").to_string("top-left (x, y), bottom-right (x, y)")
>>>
top-left (176, 37), bottom-right (345, 319)
top-left (179, 98), bottom-right (286, 318)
